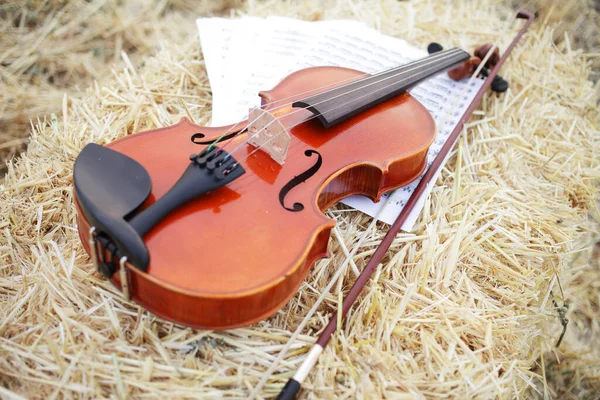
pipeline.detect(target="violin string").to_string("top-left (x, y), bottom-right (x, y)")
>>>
top-left (256, 48), bottom-right (463, 111)
top-left (206, 48), bottom-right (462, 151)
top-left (209, 49), bottom-right (464, 156)
top-left (205, 49), bottom-right (463, 152)
top-left (229, 55), bottom-right (467, 193)
top-left (221, 52), bottom-right (467, 194)
top-left (224, 49), bottom-right (465, 166)
top-left (225, 47), bottom-right (476, 190)
top-left (220, 49), bottom-right (463, 154)
top-left (220, 49), bottom-right (464, 161)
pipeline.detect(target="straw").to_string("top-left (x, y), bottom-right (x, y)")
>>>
top-left (1, 0), bottom-right (599, 398)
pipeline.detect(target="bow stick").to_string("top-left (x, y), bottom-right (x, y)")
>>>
top-left (248, 9), bottom-right (536, 400)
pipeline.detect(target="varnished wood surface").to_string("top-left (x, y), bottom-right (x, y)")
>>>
top-left (76, 66), bottom-right (436, 329)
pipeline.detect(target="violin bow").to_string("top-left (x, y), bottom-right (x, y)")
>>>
top-left (248, 9), bottom-right (535, 400)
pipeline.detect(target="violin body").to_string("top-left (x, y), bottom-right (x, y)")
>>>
top-left (75, 66), bottom-right (435, 329)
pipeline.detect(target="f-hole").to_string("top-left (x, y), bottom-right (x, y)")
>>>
top-left (191, 128), bottom-right (247, 145)
top-left (279, 150), bottom-right (322, 212)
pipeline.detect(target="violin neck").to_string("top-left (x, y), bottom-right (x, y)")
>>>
top-left (292, 48), bottom-right (470, 128)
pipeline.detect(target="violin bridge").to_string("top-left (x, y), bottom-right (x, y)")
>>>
top-left (247, 107), bottom-right (291, 165)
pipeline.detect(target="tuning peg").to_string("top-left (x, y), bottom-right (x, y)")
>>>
top-left (474, 43), bottom-right (500, 68)
top-left (427, 42), bottom-right (444, 54)
top-left (491, 75), bottom-right (509, 92)
top-left (448, 56), bottom-right (481, 80)
top-left (480, 68), bottom-right (509, 93)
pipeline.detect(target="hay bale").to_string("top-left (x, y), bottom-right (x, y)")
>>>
top-left (1, 0), bottom-right (598, 398)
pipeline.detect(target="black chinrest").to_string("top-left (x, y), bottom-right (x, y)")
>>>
top-left (74, 143), bottom-right (152, 220)
top-left (74, 143), bottom-right (245, 274)
top-left (74, 143), bottom-right (152, 270)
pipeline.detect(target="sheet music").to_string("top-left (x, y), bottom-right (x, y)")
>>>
top-left (196, 18), bottom-right (239, 125)
top-left (196, 17), bottom-right (483, 231)
top-left (209, 17), bottom-right (369, 126)
top-left (219, 17), bottom-right (320, 126)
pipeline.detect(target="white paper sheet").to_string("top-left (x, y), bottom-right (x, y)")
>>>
top-left (196, 17), bottom-right (483, 231)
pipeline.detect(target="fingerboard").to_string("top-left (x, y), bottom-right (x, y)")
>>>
top-left (292, 48), bottom-right (470, 128)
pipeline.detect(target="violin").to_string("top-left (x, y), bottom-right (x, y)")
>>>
top-left (74, 42), bottom-right (502, 329)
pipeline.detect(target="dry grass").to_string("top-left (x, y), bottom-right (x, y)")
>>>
top-left (1, 0), bottom-right (599, 398)
top-left (518, 0), bottom-right (600, 83)
top-left (0, 0), bottom-right (234, 175)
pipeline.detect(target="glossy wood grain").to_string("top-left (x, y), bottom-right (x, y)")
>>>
top-left (76, 66), bottom-right (436, 329)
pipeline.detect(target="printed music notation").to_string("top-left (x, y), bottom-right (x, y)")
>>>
top-left (197, 16), bottom-right (483, 230)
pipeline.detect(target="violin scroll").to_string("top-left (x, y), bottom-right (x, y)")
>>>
top-left (474, 43), bottom-right (500, 68)
top-left (438, 42), bottom-right (510, 93)
top-left (447, 56), bottom-right (482, 81)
